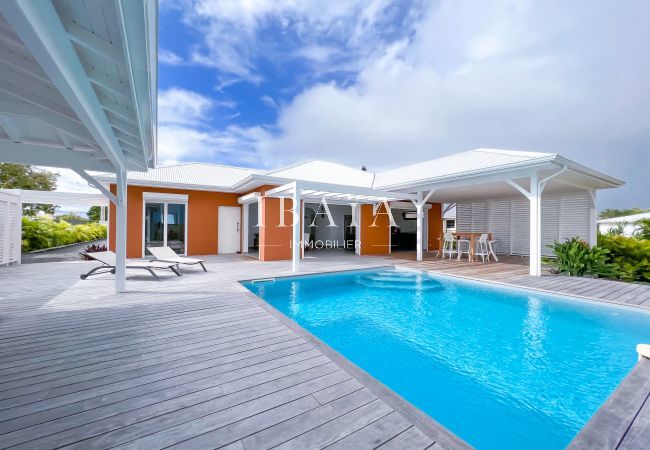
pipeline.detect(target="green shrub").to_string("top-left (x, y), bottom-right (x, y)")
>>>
top-left (634, 218), bottom-right (650, 240)
top-left (597, 234), bottom-right (650, 282)
top-left (21, 217), bottom-right (107, 252)
top-left (546, 237), bottom-right (609, 277)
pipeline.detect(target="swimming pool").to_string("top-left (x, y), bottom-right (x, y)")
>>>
top-left (242, 267), bottom-right (650, 449)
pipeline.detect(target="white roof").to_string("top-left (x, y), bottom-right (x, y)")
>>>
top-left (373, 149), bottom-right (556, 189)
top-left (96, 162), bottom-right (262, 190)
top-left (95, 148), bottom-right (623, 197)
top-left (598, 212), bottom-right (650, 224)
top-left (264, 160), bottom-right (375, 188)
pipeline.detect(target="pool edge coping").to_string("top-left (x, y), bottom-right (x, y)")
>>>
top-left (239, 286), bottom-right (472, 450)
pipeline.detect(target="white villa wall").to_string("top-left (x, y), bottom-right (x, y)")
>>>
top-left (0, 190), bottom-right (21, 265)
top-left (456, 191), bottom-right (592, 257)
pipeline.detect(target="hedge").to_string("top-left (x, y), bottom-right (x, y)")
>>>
top-left (22, 217), bottom-right (107, 252)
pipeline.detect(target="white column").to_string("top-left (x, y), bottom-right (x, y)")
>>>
top-left (416, 192), bottom-right (424, 261)
top-left (115, 167), bottom-right (127, 292)
top-left (588, 190), bottom-right (597, 246)
top-left (242, 203), bottom-right (249, 253)
top-left (292, 183), bottom-right (301, 272)
top-left (529, 173), bottom-right (541, 276)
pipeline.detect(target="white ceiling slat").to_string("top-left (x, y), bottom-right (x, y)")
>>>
top-left (0, 141), bottom-right (113, 171)
top-left (0, 44), bottom-right (51, 85)
top-left (1, 68), bottom-right (70, 109)
top-left (109, 120), bottom-right (139, 140)
top-left (0, 98), bottom-right (96, 145)
top-left (0, 79), bottom-right (79, 122)
top-left (85, 65), bottom-right (132, 99)
top-left (99, 96), bottom-right (136, 123)
top-left (0, 116), bottom-right (21, 142)
top-left (60, 15), bottom-right (124, 65)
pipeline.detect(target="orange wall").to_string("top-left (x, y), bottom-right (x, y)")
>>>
top-left (108, 185), bottom-right (240, 258)
top-left (360, 203), bottom-right (390, 255)
top-left (428, 203), bottom-right (443, 251)
top-left (258, 197), bottom-right (299, 261)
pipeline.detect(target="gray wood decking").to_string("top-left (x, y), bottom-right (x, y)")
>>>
top-left (2, 252), bottom-right (650, 449)
top-left (569, 356), bottom-right (650, 449)
top-left (399, 255), bottom-right (650, 309)
top-left (0, 254), bottom-right (467, 450)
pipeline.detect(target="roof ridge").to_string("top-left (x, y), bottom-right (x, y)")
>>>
top-left (156, 162), bottom-right (262, 171)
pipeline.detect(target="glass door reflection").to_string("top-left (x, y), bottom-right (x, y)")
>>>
top-left (144, 203), bottom-right (164, 254)
top-left (166, 203), bottom-right (186, 254)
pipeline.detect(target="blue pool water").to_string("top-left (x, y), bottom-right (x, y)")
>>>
top-left (243, 268), bottom-right (650, 449)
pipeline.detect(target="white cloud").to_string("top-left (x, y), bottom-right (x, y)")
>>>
top-left (247, 0), bottom-right (650, 206)
top-left (158, 88), bottom-right (215, 126)
top-left (156, 0), bottom-right (649, 207)
top-left (159, 49), bottom-right (184, 65)
top-left (178, 0), bottom-right (412, 83)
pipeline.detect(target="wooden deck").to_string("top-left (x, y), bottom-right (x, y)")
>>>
top-left (569, 355), bottom-right (650, 449)
top-left (1, 252), bottom-right (650, 449)
top-left (396, 253), bottom-right (650, 309)
top-left (0, 254), bottom-right (467, 450)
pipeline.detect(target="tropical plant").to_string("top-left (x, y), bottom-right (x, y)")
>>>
top-left (21, 217), bottom-right (107, 252)
top-left (599, 207), bottom-right (650, 219)
top-left (87, 206), bottom-right (102, 222)
top-left (56, 213), bottom-right (88, 225)
top-left (634, 218), bottom-right (650, 240)
top-left (606, 223), bottom-right (626, 236)
top-left (80, 243), bottom-right (108, 260)
top-left (597, 234), bottom-right (650, 282)
top-left (546, 237), bottom-right (609, 277)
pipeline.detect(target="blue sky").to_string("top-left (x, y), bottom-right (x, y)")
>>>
top-left (145, 0), bottom-right (649, 208)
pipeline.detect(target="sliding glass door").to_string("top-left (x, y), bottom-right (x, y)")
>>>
top-left (166, 203), bottom-right (186, 254)
top-left (144, 201), bottom-right (186, 255)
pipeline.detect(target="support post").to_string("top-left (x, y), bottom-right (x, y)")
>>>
top-left (529, 173), bottom-right (541, 276)
top-left (115, 167), bottom-right (127, 292)
top-left (588, 190), bottom-right (597, 246)
top-left (292, 183), bottom-right (301, 272)
top-left (415, 192), bottom-right (424, 261)
top-left (241, 203), bottom-right (249, 253)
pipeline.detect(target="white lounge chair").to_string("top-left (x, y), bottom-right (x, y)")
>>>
top-left (147, 246), bottom-right (207, 272)
top-left (81, 251), bottom-right (182, 281)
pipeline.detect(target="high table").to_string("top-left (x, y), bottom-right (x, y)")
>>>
top-left (438, 232), bottom-right (497, 262)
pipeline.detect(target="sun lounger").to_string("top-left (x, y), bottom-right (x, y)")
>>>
top-left (81, 251), bottom-right (182, 281)
top-left (147, 246), bottom-right (207, 272)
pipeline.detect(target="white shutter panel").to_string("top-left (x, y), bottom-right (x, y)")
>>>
top-left (9, 202), bottom-right (19, 263)
top-left (471, 202), bottom-right (487, 232)
top-left (560, 191), bottom-right (590, 241)
top-left (0, 200), bottom-right (6, 264)
top-left (541, 194), bottom-right (560, 257)
top-left (510, 197), bottom-right (530, 255)
top-left (489, 199), bottom-right (511, 255)
top-left (456, 203), bottom-right (472, 232)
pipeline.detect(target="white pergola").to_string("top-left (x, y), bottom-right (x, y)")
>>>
top-left (384, 160), bottom-right (622, 276)
top-left (0, 0), bottom-right (157, 292)
top-left (264, 181), bottom-right (420, 271)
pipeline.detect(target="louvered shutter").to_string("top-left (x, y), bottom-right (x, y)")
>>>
top-left (510, 197), bottom-right (530, 255)
top-left (470, 202), bottom-right (487, 232)
top-left (560, 191), bottom-right (590, 241)
top-left (488, 199), bottom-right (511, 254)
top-left (456, 203), bottom-right (472, 232)
top-left (541, 195), bottom-right (560, 256)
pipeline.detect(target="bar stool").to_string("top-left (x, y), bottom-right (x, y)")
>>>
top-left (457, 237), bottom-right (471, 261)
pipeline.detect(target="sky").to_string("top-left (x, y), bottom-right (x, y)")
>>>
top-left (56, 0), bottom-right (650, 209)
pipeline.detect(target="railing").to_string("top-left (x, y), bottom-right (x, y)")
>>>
top-left (0, 189), bottom-right (21, 266)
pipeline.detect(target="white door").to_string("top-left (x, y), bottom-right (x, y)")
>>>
top-left (218, 206), bottom-right (241, 254)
